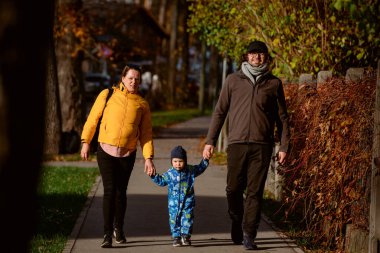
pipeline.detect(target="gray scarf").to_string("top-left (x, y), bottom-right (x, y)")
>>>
top-left (241, 61), bottom-right (269, 85)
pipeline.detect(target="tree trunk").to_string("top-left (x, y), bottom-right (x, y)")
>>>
top-left (55, 0), bottom-right (84, 146)
top-left (209, 45), bottom-right (219, 108)
top-left (158, 0), bottom-right (167, 27)
top-left (0, 1), bottom-right (54, 252)
top-left (56, 39), bottom-right (82, 133)
top-left (198, 41), bottom-right (206, 113)
top-left (43, 34), bottom-right (62, 155)
top-left (179, 0), bottom-right (189, 105)
top-left (167, 0), bottom-right (179, 105)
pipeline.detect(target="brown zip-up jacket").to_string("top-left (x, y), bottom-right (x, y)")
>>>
top-left (206, 70), bottom-right (290, 152)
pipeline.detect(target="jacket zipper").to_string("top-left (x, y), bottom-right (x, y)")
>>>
top-left (175, 170), bottom-right (182, 226)
top-left (247, 80), bottom-right (255, 143)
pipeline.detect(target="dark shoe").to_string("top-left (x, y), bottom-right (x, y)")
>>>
top-left (181, 235), bottom-right (191, 246)
top-left (113, 228), bottom-right (127, 244)
top-left (101, 233), bottom-right (112, 248)
top-left (231, 220), bottom-right (243, 244)
top-left (243, 234), bottom-right (258, 250)
top-left (173, 237), bottom-right (182, 247)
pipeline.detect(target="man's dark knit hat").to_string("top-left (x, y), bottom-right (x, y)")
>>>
top-left (247, 40), bottom-right (268, 53)
top-left (171, 146), bottom-right (187, 161)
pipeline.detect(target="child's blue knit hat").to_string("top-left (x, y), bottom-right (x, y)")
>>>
top-left (171, 146), bottom-right (187, 162)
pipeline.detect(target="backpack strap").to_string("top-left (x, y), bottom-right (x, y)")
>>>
top-left (105, 87), bottom-right (113, 102)
top-left (100, 87), bottom-right (113, 117)
top-left (89, 87), bottom-right (113, 152)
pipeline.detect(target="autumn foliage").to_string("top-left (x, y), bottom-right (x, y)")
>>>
top-left (280, 74), bottom-right (376, 250)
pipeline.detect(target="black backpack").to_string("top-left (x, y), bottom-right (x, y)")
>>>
top-left (90, 87), bottom-right (113, 153)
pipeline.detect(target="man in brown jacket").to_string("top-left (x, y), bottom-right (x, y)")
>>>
top-left (203, 40), bottom-right (290, 250)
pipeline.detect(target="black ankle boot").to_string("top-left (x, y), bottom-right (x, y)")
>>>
top-left (113, 228), bottom-right (127, 244)
top-left (101, 232), bottom-right (112, 248)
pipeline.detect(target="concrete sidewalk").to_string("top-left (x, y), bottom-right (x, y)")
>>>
top-left (55, 116), bottom-right (304, 253)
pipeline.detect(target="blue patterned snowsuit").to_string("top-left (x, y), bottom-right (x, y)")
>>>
top-left (151, 159), bottom-right (209, 238)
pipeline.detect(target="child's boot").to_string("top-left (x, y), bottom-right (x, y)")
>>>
top-left (181, 235), bottom-right (191, 246)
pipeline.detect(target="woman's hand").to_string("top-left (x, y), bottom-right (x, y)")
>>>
top-left (80, 142), bottom-right (90, 161)
top-left (144, 158), bottom-right (156, 176)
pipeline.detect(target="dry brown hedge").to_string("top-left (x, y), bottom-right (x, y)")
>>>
top-left (281, 75), bottom-right (376, 251)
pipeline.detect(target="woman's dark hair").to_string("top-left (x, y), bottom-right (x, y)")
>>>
top-left (119, 64), bottom-right (142, 83)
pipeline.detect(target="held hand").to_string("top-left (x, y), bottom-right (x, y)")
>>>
top-left (144, 158), bottom-right (156, 176)
top-left (80, 143), bottom-right (90, 161)
top-left (203, 144), bottom-right (214, 160)
top-left (277, 151), bottom-right (287, 165)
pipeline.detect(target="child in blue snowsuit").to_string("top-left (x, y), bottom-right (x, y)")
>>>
top-left (150, 145), bottom-right (209, 247)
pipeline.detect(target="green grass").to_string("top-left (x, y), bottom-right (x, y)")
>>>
top-left (151, 108), bottom-right (209, 131)
top-left (29, 166), bottom-right (99, 253)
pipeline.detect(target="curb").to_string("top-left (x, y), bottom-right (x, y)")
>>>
top-left (62, 176), bottom-right (102, 253)
top-left (261, 214), bottom-right (305, 253)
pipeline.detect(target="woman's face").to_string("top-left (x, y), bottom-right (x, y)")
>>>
top-left (247, 52), bottom-right (267, 67)
top-left (122, 69), bottom-right (140, 93)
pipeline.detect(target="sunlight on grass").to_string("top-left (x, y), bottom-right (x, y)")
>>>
top-left (29, 167), bottom-right (99, 253)
top-left (151, 108), bottom-right (208, 128)
top-left (210, 151), bottom-right (227, 165)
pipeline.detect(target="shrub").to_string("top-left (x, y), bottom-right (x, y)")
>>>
top-left (280, 75), bottom-right (376, 251)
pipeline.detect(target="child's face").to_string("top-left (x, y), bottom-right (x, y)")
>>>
top-left (172, 158), bottom-right (185, 170)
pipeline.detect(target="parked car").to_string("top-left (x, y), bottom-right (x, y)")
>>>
top-left (83, 72), bottom-right (111, 117)
top-left (83, 72), bottom-right (111, 93)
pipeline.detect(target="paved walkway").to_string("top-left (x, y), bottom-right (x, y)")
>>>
top-left (47, 116), bottom-right (304, 253)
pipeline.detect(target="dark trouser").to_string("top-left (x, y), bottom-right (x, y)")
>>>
top-left (96, 145), bottom-right (136, 234)
top-left (226, 143), bottom-right (272, 239)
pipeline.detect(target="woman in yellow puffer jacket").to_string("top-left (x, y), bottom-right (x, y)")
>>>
top-left (80, 64), bottom-right (156, 248)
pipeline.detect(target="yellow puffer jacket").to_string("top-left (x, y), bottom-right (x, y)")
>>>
top-left (81, 83), bottom-right (154, 159)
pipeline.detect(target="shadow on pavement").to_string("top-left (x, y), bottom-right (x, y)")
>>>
top-left (126, 194), bottom-right (232, 237)
top-left (78, 193), bottom-right (275, 239)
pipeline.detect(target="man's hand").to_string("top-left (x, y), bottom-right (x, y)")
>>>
top-left (80, 143), bottom-right (90, 161)
top-left (203, 144), bottom-right (214, 160)
top-left (144, 158), bottom-right (156, 176)
top-left (277, 151), bottom-right (287, 165)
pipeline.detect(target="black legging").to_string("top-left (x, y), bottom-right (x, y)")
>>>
top-left (96, 144), bottom-right (136, 234)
